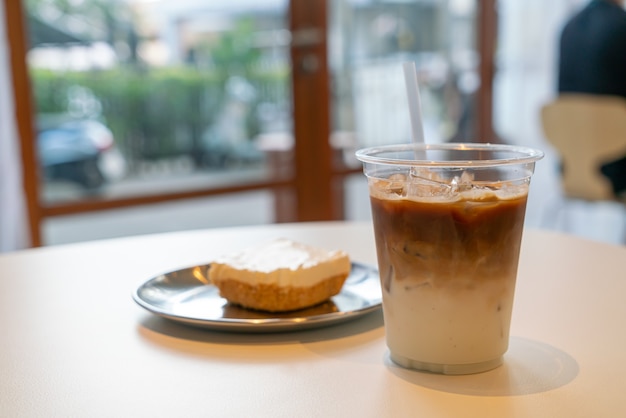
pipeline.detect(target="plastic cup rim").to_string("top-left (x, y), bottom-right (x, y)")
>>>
top-left (355, 142), bottom-right (545, 168)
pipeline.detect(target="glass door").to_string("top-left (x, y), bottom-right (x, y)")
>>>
top-left (26, 0), bottom-right (292, 202)
top-left (327, 0), bottom-right (480, 220)
top-left (10, 0), bottom-right (492, 245)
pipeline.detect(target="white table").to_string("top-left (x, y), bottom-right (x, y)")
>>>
top-left (1, 222), bottom-right (624, 417)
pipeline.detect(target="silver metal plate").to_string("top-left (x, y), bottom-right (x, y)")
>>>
top-left (133, 262), bottom-right (382, 332)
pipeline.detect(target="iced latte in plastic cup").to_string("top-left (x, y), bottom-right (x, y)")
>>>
top-left (356, 143), bottom-right (543, 375)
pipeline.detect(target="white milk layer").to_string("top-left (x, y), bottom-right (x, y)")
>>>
top-left (384, 276), bottom-right (515, 366)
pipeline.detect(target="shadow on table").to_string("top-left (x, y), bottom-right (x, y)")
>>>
top-left (386, 336), bottom-right (579, 396)
top-left (138, 308), bottom-right (384, 346)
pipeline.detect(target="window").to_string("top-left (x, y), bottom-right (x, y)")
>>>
top-left (6, 0), bottom-right (496, 246)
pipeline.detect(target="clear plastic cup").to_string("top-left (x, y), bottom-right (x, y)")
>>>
top-left (356, 143), bottom-right (543, 375)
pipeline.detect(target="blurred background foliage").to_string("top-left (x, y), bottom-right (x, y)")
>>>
top-left (31, 66), bottom-right (288, 166)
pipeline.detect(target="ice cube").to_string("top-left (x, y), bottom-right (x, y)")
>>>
top-left (451, 171), bottom-right (475, 193)
top-left (371, 174), bottom-right (406, 196)
top-left (386, 173), bottom-right (407, 195)
top-left (407, 167), bottom-right (454, 198)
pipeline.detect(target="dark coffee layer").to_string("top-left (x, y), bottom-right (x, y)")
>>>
top-left (370, 193), bottom-right (528, 292)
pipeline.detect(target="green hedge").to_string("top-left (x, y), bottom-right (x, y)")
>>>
top-left (30, 67), bottom-right (289, 164)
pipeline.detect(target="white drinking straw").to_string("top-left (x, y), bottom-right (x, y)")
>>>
top-left (402, 61), bottom-right (426, 145)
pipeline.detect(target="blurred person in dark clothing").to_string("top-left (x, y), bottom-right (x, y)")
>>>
top-left (558, 0), bottom-right (626, 197)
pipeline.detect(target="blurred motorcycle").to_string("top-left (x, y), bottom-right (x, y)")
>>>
top-left (37, 118), bottom-right (126, 190)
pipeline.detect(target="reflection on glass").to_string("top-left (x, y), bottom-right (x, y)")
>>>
top-left (331, 0), bottom-right (478, 221)
top-left (329, 0), bottom-right (478, 157)
top-left (25, 0), bottom-right (290, 203)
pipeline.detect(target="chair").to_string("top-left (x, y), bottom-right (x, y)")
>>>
top-left (541, 94), bottom-right (626, 201)
top-left (540, 94), bottom-right (626, 243)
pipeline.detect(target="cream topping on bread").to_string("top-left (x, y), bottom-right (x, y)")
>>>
top-left (209, 238), bottom-right (351, 288)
